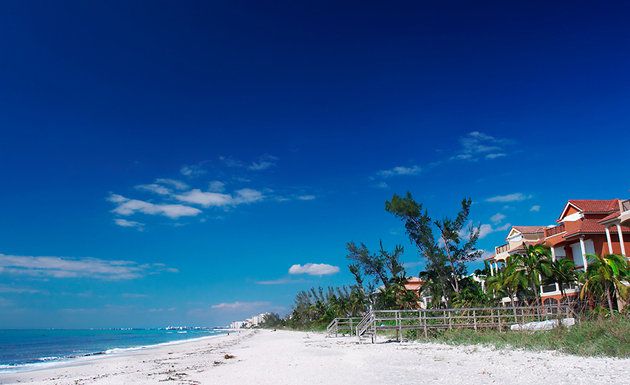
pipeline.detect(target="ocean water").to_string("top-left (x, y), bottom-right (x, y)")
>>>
top-left (0, 328), bottom-right (224, 371)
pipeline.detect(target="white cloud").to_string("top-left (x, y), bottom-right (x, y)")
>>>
top-left (248, 154), bottom-right (278, 171)
top-left (155, 178), bottom-right (189, 190)
top-left (374, 181), bottom-right (389, 189)
top-left (288, 263), bottom-right (340, 276)
top-left (180, 164), bottom-right (206, 177)
top-left (114, 218), bottom-right (144, 230)
top-left (211, 301), bottom-right (271, 311)
top-left (297, 195), bottom-right (316, 201)
top-left (530, 205), bottom-right (541, 212)
top-left (0, 254), bottom-right (178, 280)
top-left (461, 221), bottom-right (511, 240)
top-left (255, 278), bottom-right (306, 285)
top-left (485, 193), bottom-right (531, 203)
top-left (208, 180), bottom-right (226, 192)
top-left (377, 165), bottom-right (422, 178)
top-left (174, 188), bottom-right (264, 208)
top-left (490, 213), bottom-right (506, 224)
top-left (234, 188), bottom-right (264, 204)
top-left (478, 224), bottom-right (494, 239)
top-left (175, 189), bottom-right (233, 207)
top-left (452, 131), bottom-right (512, 161)
top-left (135, 183), bottom-right (171, 195)
top-left (218, 156), bottom-right (244, 168)
top-left (109, 194), bottom-right (201, 218)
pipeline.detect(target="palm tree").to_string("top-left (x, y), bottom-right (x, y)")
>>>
top-left (511, 245), bottom-right (553, 306)
top-left (548, 258), bottom-right (577, 300)
top-left (487, 262), bottom-right (525, 322)
top-left (580, 253), bottom-right (629, 315)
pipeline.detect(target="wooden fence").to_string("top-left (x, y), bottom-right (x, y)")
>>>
top-left (330, 304), bottom-right (578, 342)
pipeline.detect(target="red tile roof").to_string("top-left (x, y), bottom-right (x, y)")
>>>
top-left (568, 199), bottom-right (619, 214)
top-left (563, 218), bottom-right (630, 239)
top-left (513, 226), bottom-right (545, 234)
top-left (599, 211), bottom-right (621, 223)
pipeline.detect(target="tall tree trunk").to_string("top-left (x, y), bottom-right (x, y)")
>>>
top-left (605, 282), bottom-right (614, 316)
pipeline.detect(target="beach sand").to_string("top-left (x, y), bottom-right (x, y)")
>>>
top-left (1, 329), bottom-right (627, 384)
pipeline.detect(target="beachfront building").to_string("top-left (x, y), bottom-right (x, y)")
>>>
top-left (488, 199), bottom-right (630, 305)
top-left (490, 226), bottom-right (546, 274)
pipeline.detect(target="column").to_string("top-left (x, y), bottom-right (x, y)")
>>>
top-left (579, 237), bottom-right (588, 271)
top-left (490, 262), bottom-right (495, 276)
top-left (550, 247), bottom-right (559, 292)
top-left (617, 224), bottom-right (627, 257)
top-left (605, 227), bottom-right (614, 254)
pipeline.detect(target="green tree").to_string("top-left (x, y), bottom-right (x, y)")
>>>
top-left (487, 262), bottom-right (525, 320)
top-left (580, 253), bottom-right (629, 315)
top-left (346, 241), bottom-right (411, 309)
top-left (510, 245), bottom-right (553, 306)
top-left (385, 193), bottom-right (482, 306)
top-left (548, 257), bottom-right (577, 300)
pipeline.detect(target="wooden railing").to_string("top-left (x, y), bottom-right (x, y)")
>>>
top-left (545, 223), bottom-right (565, 237)
top-left (355, 305), bottom-right (577, 342)
top-left (326, 317), bottom-right (363, 336)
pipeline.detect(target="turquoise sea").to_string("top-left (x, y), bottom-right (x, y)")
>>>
top-left (0, 328), bottom-right (224, 371)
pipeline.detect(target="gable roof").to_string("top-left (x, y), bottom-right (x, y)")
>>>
top-left (512, 226), bottom-right (545, 234)
top-left (558, 199), bottom-right (619, 221)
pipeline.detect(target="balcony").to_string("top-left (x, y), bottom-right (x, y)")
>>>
top-left (495, 243), bottom-right (509, 259)
top-left (545, 223), bottom-right (565, 237)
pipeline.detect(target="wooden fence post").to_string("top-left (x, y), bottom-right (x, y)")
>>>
top-left (423, 310), bottom-right (428, 338)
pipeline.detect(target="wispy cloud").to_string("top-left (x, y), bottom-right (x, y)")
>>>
top-left (0, 254), bottom-right (178, 280)
top-left (248, 154), bottom-right (278, 171)
top-left (376, 165), bottom-right (422, 178)
top-left (486, 193), bottom-right (531, 203)
top-left (255, 278), bottom-right (306, 285)
top-left (477, 223), bottom-right (511, 239)
top-left (174, 189), bottom-right (233, 207)
top-left (114, 218), bottom-right (145, 230)
top-left (122, 293), bottom-right (149, 298)
top-left (219, 154), bottom-right (278, 171)
top-left (490, 213), bottom-right (506, 224)
top-left (211, 301), bottom-right (271, 311)
top-left (155, 178), bottom-right (189, 190)
top-left (0, 284), bottom-right (42, 294)
top-left (297, 195), bottom-right (316, 201)
top-left (530, 205), bottom-right (541, 212)
top-left (452, 131), bottom-right (511, 161)
top-left (288, 263), bottom-right (339, 276)
top-left (208, 180), bottom-right (226, 192)
top-left (180, 164), bottom-right (207, 177)
top-left (108, 194), bottom-right (201, 218)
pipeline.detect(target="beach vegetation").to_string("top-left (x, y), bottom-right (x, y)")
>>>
top-left (385, 193), bottom-right (482, 306)
top-left (579, 253), bottom-right (629, 315)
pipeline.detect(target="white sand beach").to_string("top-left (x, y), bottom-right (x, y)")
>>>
top-left (1, 330), bottom-right (627, 385)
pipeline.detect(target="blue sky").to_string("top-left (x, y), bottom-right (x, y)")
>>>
top-left (1, 1), bottom-right (629, 328)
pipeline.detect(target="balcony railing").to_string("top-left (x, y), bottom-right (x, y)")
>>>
top-left (622, 199), bottom-right (630, 212)
top-left (541, 284), bottom-right (558, 293)
top-left (545, 223), bottom-right (565, 237)
top-left (495, 243), bottom-right (509, 254)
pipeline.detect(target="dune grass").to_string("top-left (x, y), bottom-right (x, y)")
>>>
top-left (420, 317), bottom-right (629, 358)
